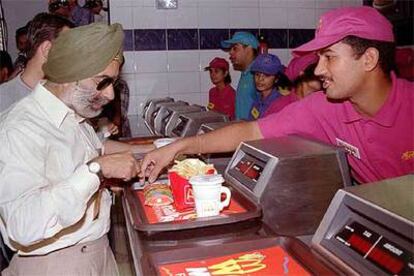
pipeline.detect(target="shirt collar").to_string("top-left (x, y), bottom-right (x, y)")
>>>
top-left (342, 72), bottom-right (398, 127)
top-left (242, 63), bottom-right (253, 75)
top-left (32, 82), bottom-right (75, 128)
top-left (258, 88), bottom-right (280, 104)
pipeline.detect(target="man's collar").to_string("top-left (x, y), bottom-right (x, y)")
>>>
top-left (342, 72), bottom-right (398, 127)
top-left (32, 82), bottom-right (75, 128)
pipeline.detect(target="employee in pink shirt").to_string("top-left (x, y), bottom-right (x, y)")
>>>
top-left (140, 6), bottom-right (413, 185)
top-left (205, 57), bottom-right (236, 120)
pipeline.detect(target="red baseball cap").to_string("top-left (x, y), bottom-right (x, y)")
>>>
top-left (293, 6), bottom-right (394, 55)
top-left (204, 57), bottom-right (229, 71)
top-left (284, 53), bottom-right (319, 82)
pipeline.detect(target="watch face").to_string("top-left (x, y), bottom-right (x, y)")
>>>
top-left (89, 162), bottom-right (101, 174)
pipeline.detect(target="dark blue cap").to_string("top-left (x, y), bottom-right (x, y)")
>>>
top-left (250, 54), bottom-right (283, 75)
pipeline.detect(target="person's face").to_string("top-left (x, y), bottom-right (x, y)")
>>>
top-left (229, 43), bottom-right (251, 71)
top-left (314, 42), bottom-right (365, 100)
top-left (17, 34), bottom-right (29, 53)
top-left (209, 68), bottom-right (227, 85)
top-left (69, 60), bottom-right (120, 118)
top-left (254, 72), bottom-right (277, 94)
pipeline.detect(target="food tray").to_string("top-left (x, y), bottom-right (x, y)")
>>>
top-left (124, 183), bottom-right (261, 232)
top-left (141, 236), bottom-right (335, 275)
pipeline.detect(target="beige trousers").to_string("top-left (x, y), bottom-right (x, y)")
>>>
top-left (2, 235), bottom-right (119, 276)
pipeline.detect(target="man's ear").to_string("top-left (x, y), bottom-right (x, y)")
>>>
top-left (363, 47), bottom-right (380, 72)
top-left (38, 40), bottom-right (53, 61)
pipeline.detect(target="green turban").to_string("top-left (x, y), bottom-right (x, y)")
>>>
top-left (43, 22), bottom-right (124, 83)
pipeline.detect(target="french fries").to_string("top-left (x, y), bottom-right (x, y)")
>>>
top-left (170, 158), bottom-right (216, 179)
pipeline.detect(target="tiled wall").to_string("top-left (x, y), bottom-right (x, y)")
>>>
top-left (110, 0), bottom-right (362, 116)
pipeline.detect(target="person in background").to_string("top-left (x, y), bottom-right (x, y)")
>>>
top-left (221, 32), bottom-right (259, 120)
top-left (395, 47), bottom-right (414, 81)
top-left (0, 51), bottom-right (13, 84)
top-left (69, 0), bottom-right (94, 26)
top-left (0, 22), bottom-right (151, 275)
top-left (205, 57), bottom-right (235, 120)
top-left (140, 6), bottom-right (413, 185)
top-left (84, 0), bottom-right (104, 23)
top-left (248, 53), bottom-right (285, 120)
top-left (10, 26), bottom-right (29, 79)
top-left (48, 0), bottom-right (72, 19)
top-left (0, 13), bottom-right (74, 113)
top-left (284, 53), bottom-right (321, 99)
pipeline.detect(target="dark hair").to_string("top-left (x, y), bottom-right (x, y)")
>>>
top-left (341, 35), bottom-right (396, 74)
top-left (26, 13), bottom-right (75, 60)
top-left (48, 0), bottom-right (69, 13)
top-left (84, 0), bottom-right (103, 9)
top-left (15, 25), bottom-right (28, 40)
top-left (224, 71), bottom-right (232, 84)
top-left (0, 51), bottom-right (13, 72)
top-left (275, 72), bottom-right (291, 90)
top-left (293, 63), bottom-right (319, 87)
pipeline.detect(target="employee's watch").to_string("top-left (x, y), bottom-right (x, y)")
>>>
top-left (88, 161), bottom-right (104, 181)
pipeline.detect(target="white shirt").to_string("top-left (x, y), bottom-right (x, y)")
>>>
top-left (0, 83), bottom-right (111, 255)
top-left (0, 73), bottom-right (31, 113)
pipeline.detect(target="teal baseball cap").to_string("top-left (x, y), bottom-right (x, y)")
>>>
top-left (221, 31), bottom-right (259, 49)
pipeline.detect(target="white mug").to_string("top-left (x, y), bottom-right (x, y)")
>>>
top-left (189, 174), bottom-right (231, 218)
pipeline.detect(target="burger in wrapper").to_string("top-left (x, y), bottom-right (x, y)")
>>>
top-left (169, 159), bottom-right (216, 211)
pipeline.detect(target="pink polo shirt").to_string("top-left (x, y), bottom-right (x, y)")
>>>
top-left (262, 91), bottom-right (299, 118)
top-left (258, 73), bottom-right (414, 184)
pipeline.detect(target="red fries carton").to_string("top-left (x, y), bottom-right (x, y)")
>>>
top-left (168, 159), bottom-right (216, 212)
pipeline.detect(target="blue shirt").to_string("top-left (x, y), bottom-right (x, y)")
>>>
top-left (235, 63), bottom-right (258, 120)
top-left (248, 88), bottom-right (281, 120)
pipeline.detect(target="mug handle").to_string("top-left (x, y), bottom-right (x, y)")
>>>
top-left (219, 186), bottom-right (231, 210)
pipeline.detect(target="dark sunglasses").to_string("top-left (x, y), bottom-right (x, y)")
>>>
top-left (95, 77), bottom-right (119, 91)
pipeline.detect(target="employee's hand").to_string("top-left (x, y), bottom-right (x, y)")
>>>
top-left (139, 144), bottom-right (177, 182)
top-left (94, 152), bottom-right (140, 181)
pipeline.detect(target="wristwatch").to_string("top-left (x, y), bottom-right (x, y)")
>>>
top-left (88, 161), bottom-right (104, 181)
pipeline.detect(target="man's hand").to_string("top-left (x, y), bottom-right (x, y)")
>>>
top-left (94, 152), bottom-right (140, 181)
top-left (139, 143), bottom-right (179, 182)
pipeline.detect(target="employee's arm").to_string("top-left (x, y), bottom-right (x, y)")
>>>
top-left (103, 139), bottom-right (155, 155)
top-left (140, 121), bottom-right (263, 182)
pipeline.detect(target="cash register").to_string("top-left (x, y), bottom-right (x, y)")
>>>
top-left (171, 111), bottom-right (228, 137)
top-left (151, 101), bottom-right (188, 135)
top-left (224, 135), bottom-right (352, 238)
top-left (312, 174), bottom-right (414, 275)
top-left (142, 97), bottom-right (174, 131)
top-left (163, 105), bottom-right (206, 137)
top-left (197, 121), bottom-right (241, 174)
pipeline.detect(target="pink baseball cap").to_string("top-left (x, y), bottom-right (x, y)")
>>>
top-left (204, 57), bottom-right (229, 71)
top-left (293, 6), bottom-right (394, 55)
top-left (284, 53), bottom-right (319, 82)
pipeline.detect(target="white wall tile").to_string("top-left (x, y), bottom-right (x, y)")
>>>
top-left (168, 51), bottom-right (200, 72)
top-left (173, 93), bottom-right (202, 105)
top-left (198, 6), bottom-right (230, 28)
top-left (120, 73), bottom-right (137, 98)
top-left (199, 0), bottom-right (230, 7)
top-left (168, 72), bottom-right (200, 94)
top-left (200, 72), bottom-right (212, 94)
top-left (230, 0), bottom-right (259, 8)
top-left (200, 93), bottom-right (209, 106)
top-left (259, 7), bottom-right (288, 28)
top-left (341, 0), bottom-right (363, 6)
top-left (315, 8), bottom-right (332, 22)
top-left (230, 7), bottom-right (260, 28)
top-left (167, 7), bottom-right (198, 28)
top-left (288, 8), bottom-right (316, 29)
top-left (316, 0), bottom-right (342, 9)
top-left (136, 51), bottom-right (168, 73)
top-left (133, 6), bottom-right (168, 29)
top-left (286, 0), bottom-right (315, 9)
top-left (259, 0), bottom-right (290, 8)
top-left (199, 50), bottom-right (229, 68)
top-left (111, 0), bottom-right (140, 7)
top-left (269, 48), bottom-right (290, 65)
top-left (122, 52), bottom-right (138, 73)
top-left (110, 6), bottom-right (133, 28)
top-left (135, 73), bottom-right (170, 95)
